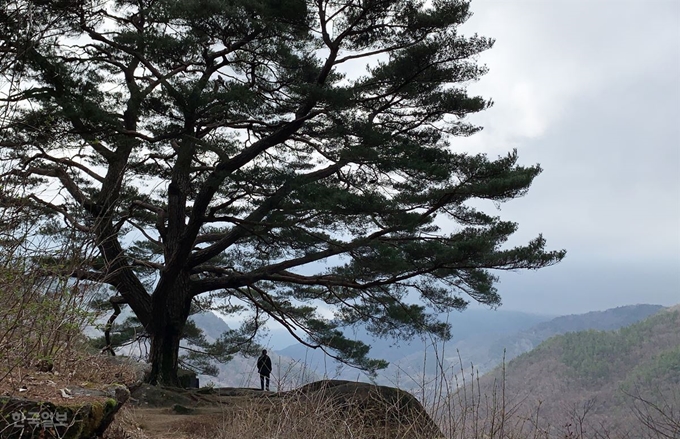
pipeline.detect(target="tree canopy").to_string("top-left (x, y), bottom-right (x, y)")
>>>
top-left (0, 0), bottom-right (565, 385)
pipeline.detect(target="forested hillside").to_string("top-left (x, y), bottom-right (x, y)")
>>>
top-left (473, 306), bottom-right (680, 437)
top-left (483, 304), bottom-right (665, 371)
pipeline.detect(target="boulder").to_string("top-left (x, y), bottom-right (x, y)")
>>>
top-left (125, 380), bottom-right (443, 439)
top-left (0, 384), bottom-right (129, 439)
top-left (295, 380), bottom-right (443, 438)
top-left (178, 368), bottom-right (199, 389)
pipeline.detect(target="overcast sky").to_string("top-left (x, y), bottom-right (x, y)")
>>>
top-left (451, 0), bottom-right (680, 314)
top-left (228, 0), bottom-right (680, 345)
top-left (212, 0), bottom-right (680, 354)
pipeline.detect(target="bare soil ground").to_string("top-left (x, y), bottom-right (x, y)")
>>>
top-left (3, 357), bottom-right (440, 439)
top-left (0, 354), bottom-right (143, 405)
top-left (1, 355), bottom-right (284, 439)
top-left (104, 387), bottom-right (289, 439)
top-left (106, 406), bottom-right (229, 439)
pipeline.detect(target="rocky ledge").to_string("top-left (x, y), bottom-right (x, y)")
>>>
top-left (0, 384), bottom-right (129, 439)
top-left (128, 379), bottom-right (444, 439)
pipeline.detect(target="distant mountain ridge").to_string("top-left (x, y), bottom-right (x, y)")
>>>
top-left (272, 305), bottom-right (665, 388)
top-left (190, 311), bottom-right (232, 341)
top-left (484, 304), bottom-right (665, 369)
top-left (275, 309), bottom-right (553, 385)
top-left (188, 304), bottom-right (668, 390)
top-left (473, 305), bottom-right (680, 437)
top-left (523, 303), bottom-right (664, 332)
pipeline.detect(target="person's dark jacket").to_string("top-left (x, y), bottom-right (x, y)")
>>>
top-left (257, 354), bottom-right (272, 376)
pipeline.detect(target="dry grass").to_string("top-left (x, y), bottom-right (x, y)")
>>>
top-left (0, 198), bottom-right (101, 386)
top-left (0, 263), bottom-right (93, 379)
top-left (99, 364), bottom-right (679, 439)
top-left (103, 406), bottom-right (152, 439)
top-left (105, 390), bottom-right (442, 439)
top-left (0, 255), bottom-right (120, 404)
top-left (0, 216), bottom-right (672, 439)
top-left (0, 259), bottom-right (673, 439)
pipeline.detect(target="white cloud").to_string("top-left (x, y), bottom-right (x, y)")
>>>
top-left (438, 0), bottom-right (680, 311)
top-left (454, 0), bottom-right (680, 155)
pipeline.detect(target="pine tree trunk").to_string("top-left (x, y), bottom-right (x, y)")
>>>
top-left (146, 274), bottom-right (192, 386)
top-left (147, 325), bottom-right (182, 386)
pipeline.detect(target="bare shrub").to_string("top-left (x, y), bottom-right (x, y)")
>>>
top-left (0, 180), bottom-right (99, 381)
top-left (0, 257), bottom-right (99, 381)
top-left (626, 384), bottom-right (680, 439)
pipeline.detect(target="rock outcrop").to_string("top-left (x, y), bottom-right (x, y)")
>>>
top-left (127, 379), bottom-right (443, 439)
top-left (0, 384), bottom-right (129, 439)
top-left (295, 380), bottom-right (443, 438)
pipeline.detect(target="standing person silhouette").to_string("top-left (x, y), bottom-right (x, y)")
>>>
top-left (256, 349), bottom-right (272, 391)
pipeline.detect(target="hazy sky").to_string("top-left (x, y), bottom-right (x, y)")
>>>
top-left (452, 0), bottom-right (680, 313)
top-left (226, 0), bottom-right (680, 343)
top-left (208, 0), bottom-right (680, 354)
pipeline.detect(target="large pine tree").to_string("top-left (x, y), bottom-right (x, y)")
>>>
top-left (0, 0), bottom-right (565, 385)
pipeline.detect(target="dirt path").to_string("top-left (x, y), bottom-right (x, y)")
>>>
top-left (106, 385), bottom-right (277, 439)
top-left (119, 407), bottom-right (227, 439)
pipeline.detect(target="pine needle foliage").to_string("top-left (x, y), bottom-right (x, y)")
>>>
top-left (0, 0), bottom-right (565, 384)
